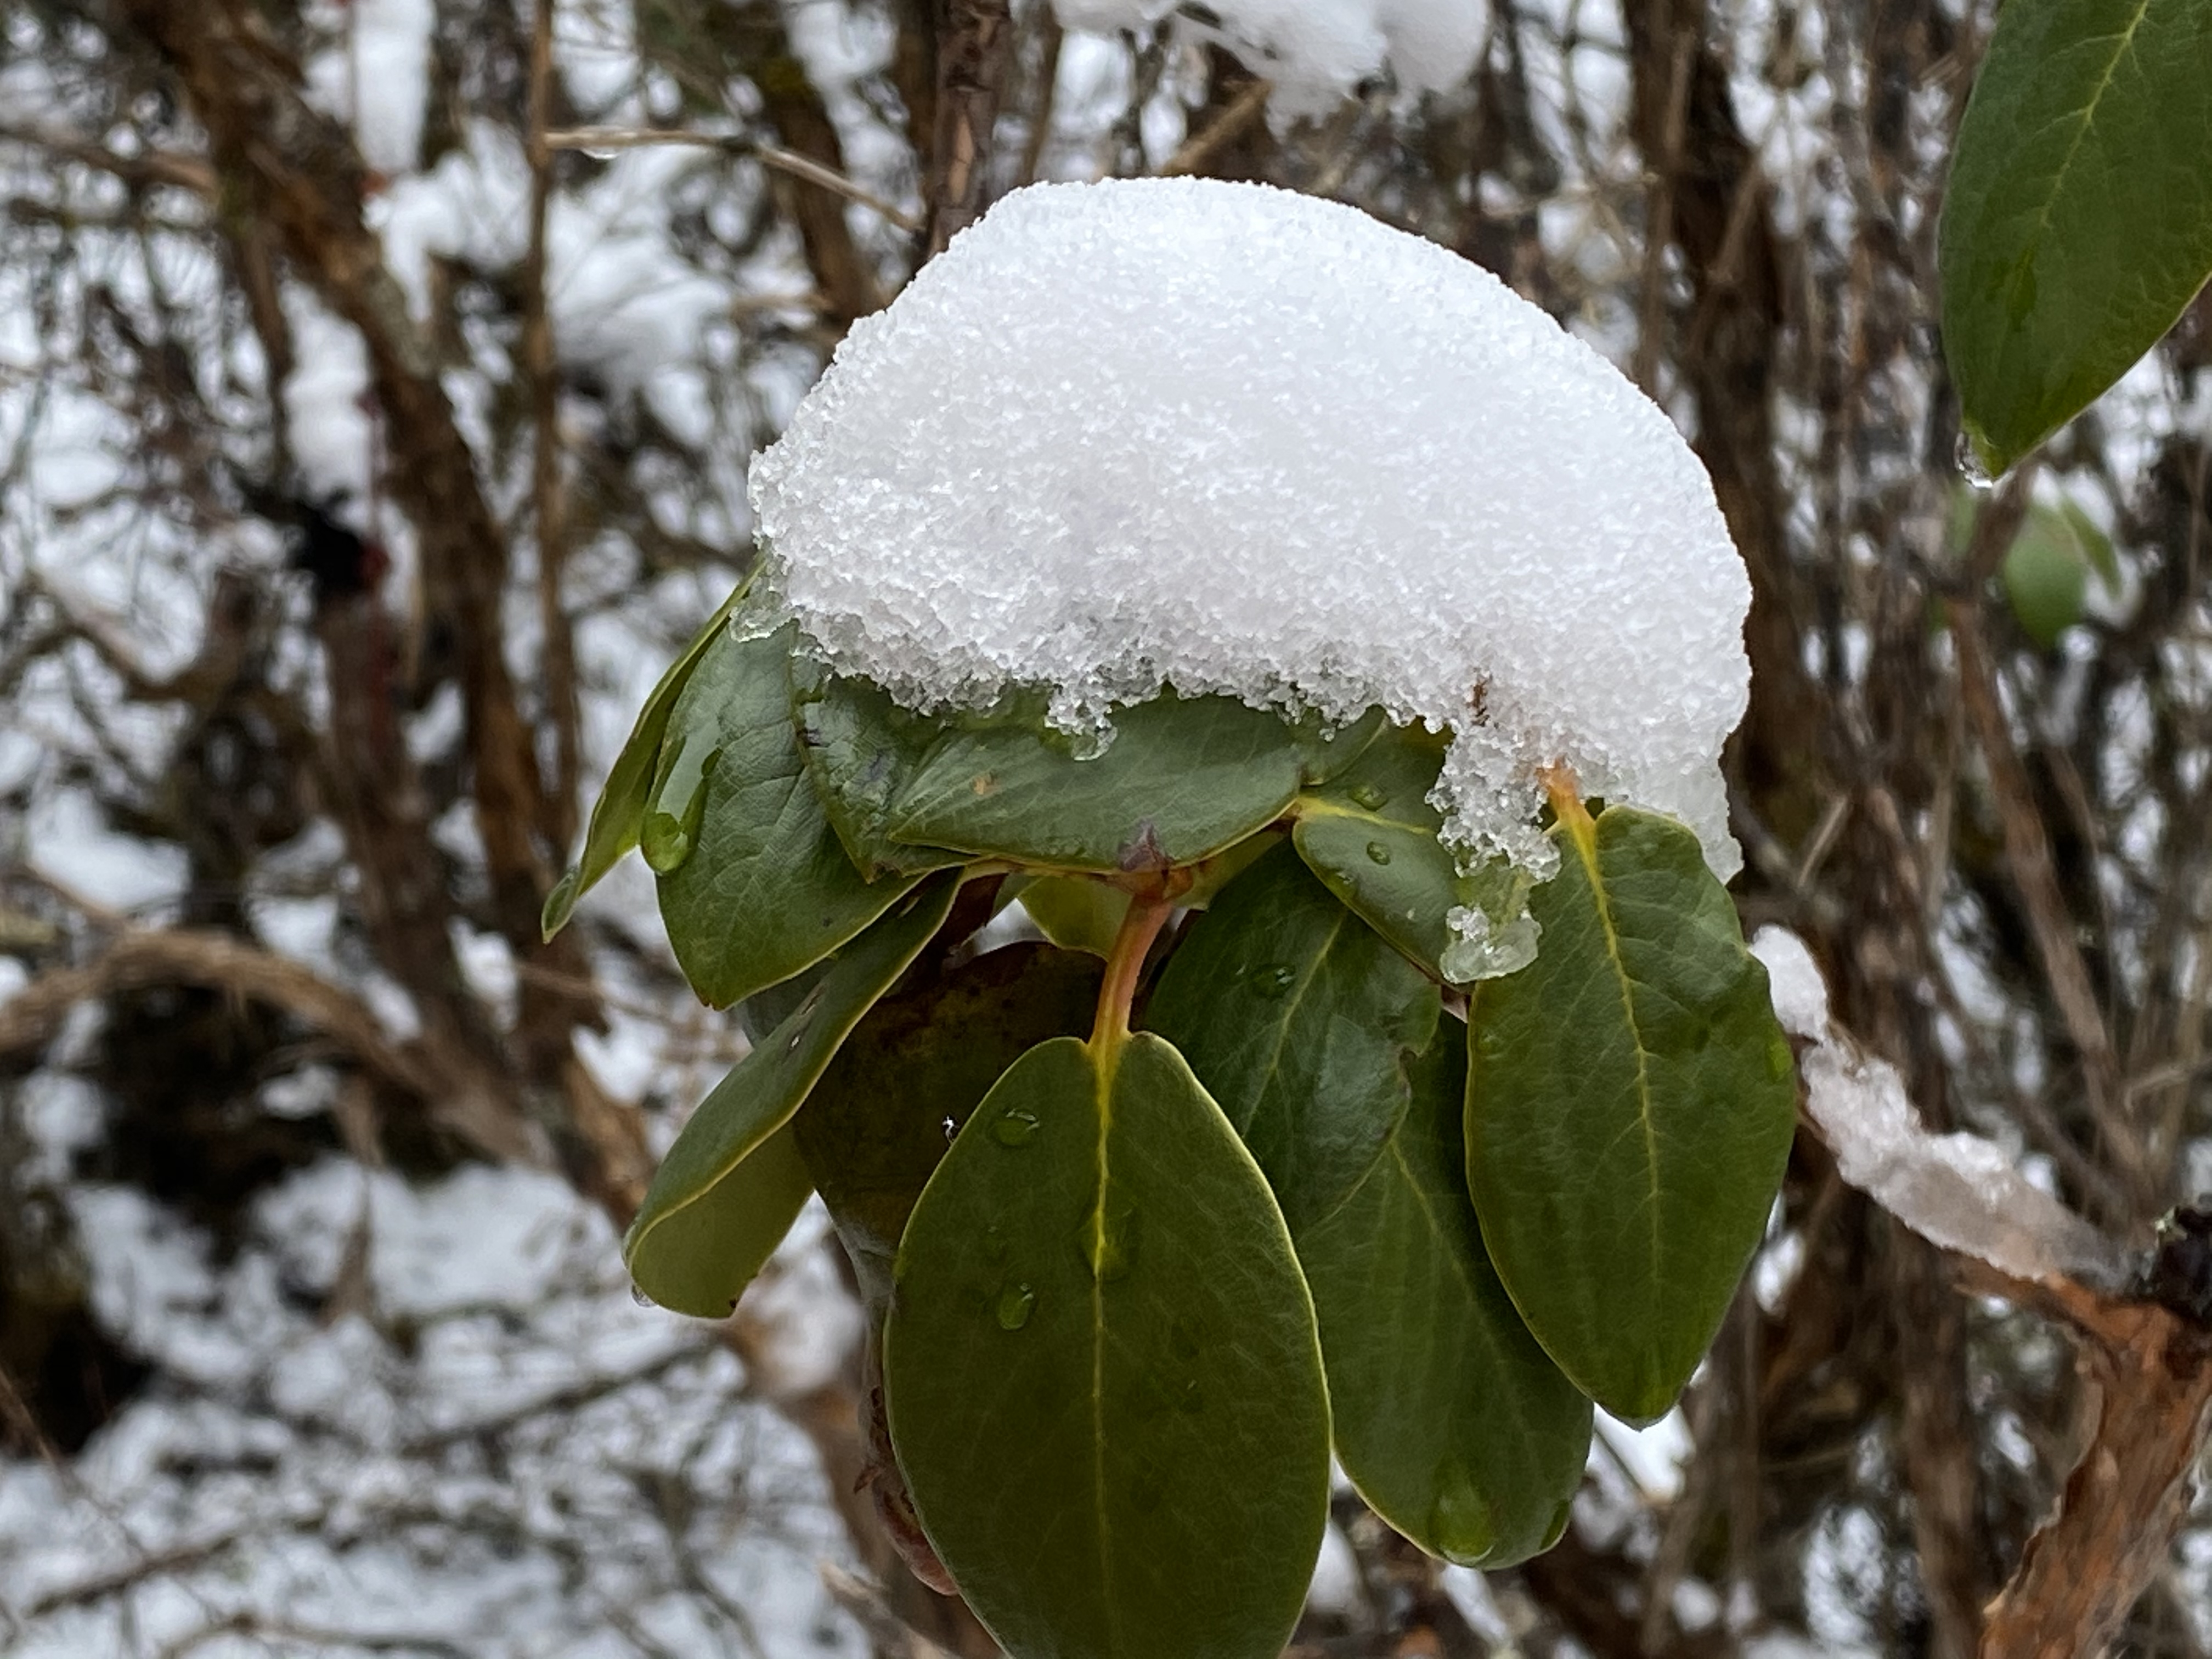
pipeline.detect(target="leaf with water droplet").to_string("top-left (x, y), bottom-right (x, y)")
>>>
top-left (1296, 1019), bottom-right (1590, 1567)
top-left (1465, 803), bottom-right (1796, 1424)
top-left (654, 623), bottom-right (933, 1007)
top-left (790, 660), bottom-right (968, 879)
top-left (1289, 722), bottom-right (1528, 984)
top-left (1939, 0), bottom-right (2212, 477)
top-left (624, 873), bottom-right (960, 1316)
top-left (885, 1034), bottom-right (1329, 1659)
top-left (884, 688), bottom-right (1312, 873)
top-left (543, 583), bottom-right (748, 938)
top-left (993, 1107), bottom-right (1041, 1147)
top-left (995, 1281), bottom-right (1037, 1330)
top-left (794, 943), bottom-right (1102, 1316)
top-left (1147, 842), bottom-right (1438, 1232)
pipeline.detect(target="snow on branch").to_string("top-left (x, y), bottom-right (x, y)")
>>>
top-left (1751, 927), bottom-right (2132, 1296)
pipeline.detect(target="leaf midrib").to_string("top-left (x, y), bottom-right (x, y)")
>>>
top-left (1566, 824), bottom-right (1664, 1310)
top-left (1087, 1047), bottom-right (1120, 1656)
top-left (1996, 0), bottom-right (2155, 311)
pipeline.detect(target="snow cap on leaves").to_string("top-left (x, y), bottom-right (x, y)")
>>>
top-left (748, 178), bottom-right (1750, 918)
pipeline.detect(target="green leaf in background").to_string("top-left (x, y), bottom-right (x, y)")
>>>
top-left (1299, 1019), bottom-right (1592, 1567)
top-left (1948, 485), bottom-right (2121, 647)
top-left (884, 1034), bottom-right (1329, 1659)
top-left (1939, 0), bottom-right (2212, 477)
top-left (794, 942), bottom-right (1103, 1314)
top-left (1018, 875), bottom-right (1132, 958)
top-left (543, 584), bottom-right (746, 938)
top-left (885, 690), bottom-right (1310, 873)
top-left (2004, 501), bottom-right (2119, 648)
top-left (1465, 803), bottom-right (1796, 1425)
top-left (790, 662), bottom-right (967, 879)
top-left (653, 624), bottom-right (930, 1007)
top-left (1146, 841), bottom-right (1439, 1232)
top-left (624, 872), bottom-right (960, 1315)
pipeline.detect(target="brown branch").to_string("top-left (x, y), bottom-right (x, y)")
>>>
top-left (0, 122), bottom-right (216, 197)
top-left (1785, 980), bottom-right (2208, 1659)
top-left (0, 927), bottom-right (428, 1099)
top-left (543, 129), bottom-right (921, 232)
top-left (1160, 77), bottom-right (1273, 177)
top-left (925, 0), bottom-right (1015, 257)
top-left (120, 0), bottom-right (555, 966)
top-left (524, 2), bottom-right (579, 861)
top-left (1950, 599), bottom-right (2135, 1200)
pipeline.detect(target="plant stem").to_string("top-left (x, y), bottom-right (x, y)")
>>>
top-left (1091, 894), bottom-right (1174, 1051)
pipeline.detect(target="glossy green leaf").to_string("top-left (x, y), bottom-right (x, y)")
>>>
top-left (884, 1034), bottom-right (1329, 1659)
top-left (1939, 0), bottom-right (2212, 476)
top-left (1300, 1019), bottom-right (1591, 1567)
top-left (1146, 841), bottom-right (1438, 1231)
top-left (1465, 805), bottom-right (1796, 1424)
top-left (624, 872), bottom-right (960, 1315)
top-left (1290, 723), bottom-right (1536, 983)
top-left (543, 584), bottom-right (746, 938)
top-left (1298, 706), bottom-right (1389, 785)
top-left (629, 1123), bottom-right (814, 1318)
top-left (791, 662), bottom-right (967, 879)
top-left (653, 624), bottom-right (929, 1007)
top-left (885, 690), bottom-right (1309, 873)
top-left (794, 942), bottom-right (1103, 1313)
top-left (1018, 876), bottom-right (1131, 958)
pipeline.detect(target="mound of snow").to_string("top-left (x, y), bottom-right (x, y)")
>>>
top-left (748, 177), bottom-right (1749, 938)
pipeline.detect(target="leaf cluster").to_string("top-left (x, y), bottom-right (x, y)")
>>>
top-left (547, 596), bottom-right (1798, 1659)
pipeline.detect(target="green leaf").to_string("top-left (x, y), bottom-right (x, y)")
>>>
top-left (1939, 0), bottom-right (2212, 476)
top-left (885, 690), bottom-right (1309, 873)
top-left (791, 662), bottom-right (967, 879)
top-left (629, 1123), bottom-right (814, 1319)
top-left (624, 872), bottom-right (961, 1316)
top-left (884, 1034), bottom-right (1329, 1659)
top-left (2003, 516), bottom-right (2091, 648)
top-left (1146, 840), bottom-right (1439, 1231)
top-left (653, 624), bottom-right (931, 1007)
top-left (794, 942), bottom-right (1104, 1314)
top-left (1018, 876), bottom-right (1132, 958)
top-left (543, 584), bottom-right (746, 938)
top-left (1290, 723), bottom-right (1536, 983)
top-left (1465, 805), bottom-right (1797, 1424)
top-left (1299, 1019), bottom-right (1592, 1567)
top-left (1297, 706), bottom-right (1389, 785)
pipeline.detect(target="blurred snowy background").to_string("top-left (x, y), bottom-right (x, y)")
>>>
top-left (3, 0), bottom-right (2211, 1655)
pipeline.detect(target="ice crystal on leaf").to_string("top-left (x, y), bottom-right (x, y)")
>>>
top-left (748, 177), bottom-right (1750, 910)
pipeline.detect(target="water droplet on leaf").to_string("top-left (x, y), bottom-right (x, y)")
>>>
top-left (1082, 1202), bottom-right (1140, 1282)
top-left (1429, 1469), bottom-right (1498, 1565)
top-left (992, 1108), bottom-right (1040, 1147)
top-left (1348, 782), bottom-right (1389, 810)
top-left (1365, 840), bottom-right (1393, 865)
top-left (1955, 430), bottom-right (1996, 492)
top-left (1248, 963), bottom-right (1297, 998)
top-left (995, 1282), bottom-right (1036, 1330)
top-left (640, 737), bottom-right (721, 873)
top-left (941, 1114), bottom-right (958, 1142)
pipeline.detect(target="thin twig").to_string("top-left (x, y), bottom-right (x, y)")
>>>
top-left (543, 127), bottom-right (922, 230)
